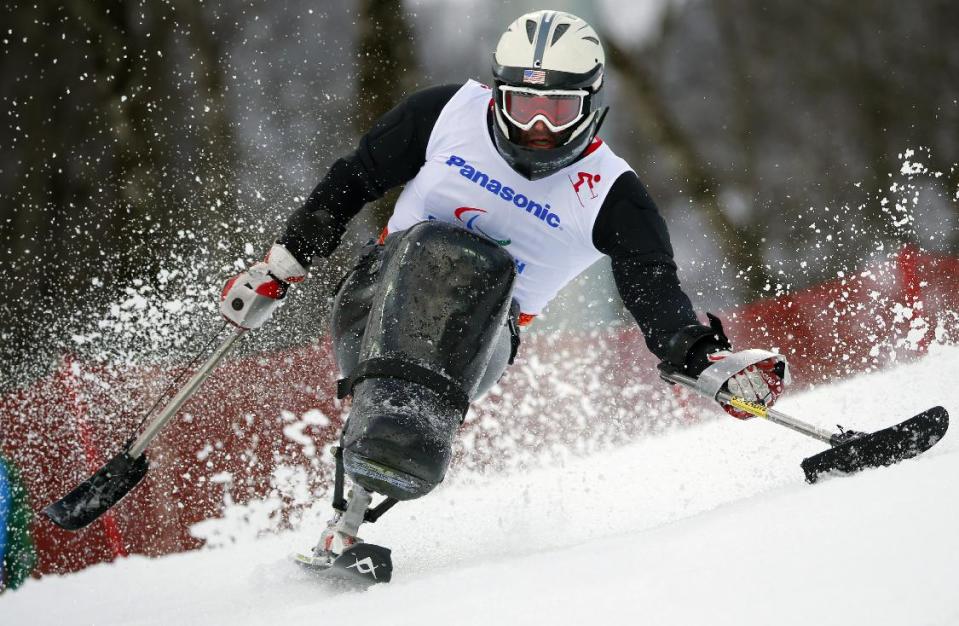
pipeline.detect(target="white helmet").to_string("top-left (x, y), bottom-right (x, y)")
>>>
top-left (491, 10), bottom-right (608, 180)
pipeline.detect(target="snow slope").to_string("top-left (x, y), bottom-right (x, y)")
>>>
top-left (4, 345), bottom-right (958, 626)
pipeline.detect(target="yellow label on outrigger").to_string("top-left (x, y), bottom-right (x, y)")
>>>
top-left (728, 396), bottom-right (769, 418)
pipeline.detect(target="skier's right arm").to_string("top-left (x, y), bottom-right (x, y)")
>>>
top-left (277, 83), bottom-right (462, 266)
top-left (220, 83), bottom-right (460, 329)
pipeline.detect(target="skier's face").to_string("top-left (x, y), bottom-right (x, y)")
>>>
top-left (517, 120), bottom-right (559, 150)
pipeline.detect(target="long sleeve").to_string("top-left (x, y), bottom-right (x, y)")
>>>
top-left (277, 83), bottom-right (462, 265)
top-left (591, 171), bottom-right (702, 361)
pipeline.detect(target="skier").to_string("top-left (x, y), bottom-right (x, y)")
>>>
top-left (220, 10), bottom-right (789, 582)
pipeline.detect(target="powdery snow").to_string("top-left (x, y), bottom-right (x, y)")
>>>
top-left (4, 345), bottom-right (958, 625)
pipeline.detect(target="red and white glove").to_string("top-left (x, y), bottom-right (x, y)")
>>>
top-left (220, 244), bottom-right (307, 330)
top-left (706, 350), bottom-right (787, 419)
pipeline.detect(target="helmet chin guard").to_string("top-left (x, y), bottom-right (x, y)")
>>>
top-left (490, 10), bottom-right (608, 180)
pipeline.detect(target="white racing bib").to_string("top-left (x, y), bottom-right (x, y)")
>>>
top-left (387, 80), bottom-right (632, 316)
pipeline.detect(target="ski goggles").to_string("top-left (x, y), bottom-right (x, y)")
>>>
top-left (498, 86), bottom-right (588, 132)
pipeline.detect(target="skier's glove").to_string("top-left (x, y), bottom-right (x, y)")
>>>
top-left (704, 350), bottom-right (788, 419)
top-left (658, 314), bottom-right (790, 419)
top-left (219, 244), bottom-right (306, 330)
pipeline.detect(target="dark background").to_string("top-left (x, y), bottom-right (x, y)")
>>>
top-left (2, 0), bottom-right (957, 387)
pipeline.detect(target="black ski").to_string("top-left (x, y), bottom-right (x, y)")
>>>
top-left (801, 406), bottom-right (948, 483)
top-left (294, 543), bottom-right (393, 588)
top-left (43, 451), bottom-right (149, 531)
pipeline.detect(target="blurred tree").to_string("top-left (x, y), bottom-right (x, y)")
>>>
top-left (0, 1), bottom-right (239, 384)
top-left (596, 0), bottom-right (958, 304)
top-left (282, 0), bottom-right (422, 346)
top-left (352, 0), bottom-right (419, 229)
top-left (603, 30), bottom-right (774, 299)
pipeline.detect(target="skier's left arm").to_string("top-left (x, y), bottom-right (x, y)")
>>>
top-left (592, 172), bottom-right (789, 416)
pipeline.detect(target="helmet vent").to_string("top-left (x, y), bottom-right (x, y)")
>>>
top-left (582, 36), bottom-right (599, 44)
top-left (525, 19), bottom-right (537, 44)
top-left (551, 23), bottom-right (570, 46)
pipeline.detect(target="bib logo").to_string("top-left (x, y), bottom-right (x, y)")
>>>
top-left (570, 171), bottom-right (601, 206)
top-left (454, 207), bottom-right (511, 246)
top-left (428, 213), bottom-right (525, 274)
top-left (445, 155), bottom-right (561, 228)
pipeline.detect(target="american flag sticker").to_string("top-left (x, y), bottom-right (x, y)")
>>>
top-left (523, 69), bottom-right (546, 85)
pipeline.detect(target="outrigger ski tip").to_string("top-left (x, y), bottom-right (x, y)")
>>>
top-left (802, 405), bottom-right (949, 483)
top-left (43, 450), bottom-right (149, 531)
top-left (44, 327), bottom-right (245, 532)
